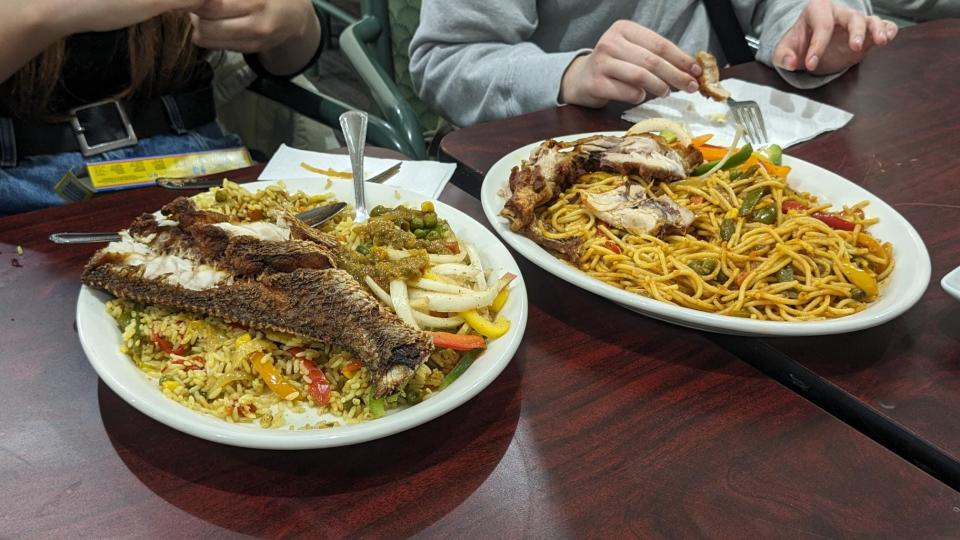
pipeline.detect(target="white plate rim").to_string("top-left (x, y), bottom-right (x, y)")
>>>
top-left (480, 131), bottom-right (930, 337)
top-left (78, 179), bottom-right (528, 449)
top-left (941, 265), bottom-right (960, 302)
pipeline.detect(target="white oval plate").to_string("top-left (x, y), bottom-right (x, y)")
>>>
top-left (481, 131), bottom-right (929, 337)
top-left (77, 178), bottom-right (527, 449)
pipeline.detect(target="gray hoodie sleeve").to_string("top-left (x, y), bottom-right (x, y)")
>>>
top-left (738, 0), bottom-right (872, 89)
top-left (409, 0), bottom-right (588, 127)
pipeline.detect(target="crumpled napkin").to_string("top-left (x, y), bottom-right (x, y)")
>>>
top-left (621, 78), bottom-right (853, 148)
top-left (258, 144), bottom-right (456, 199)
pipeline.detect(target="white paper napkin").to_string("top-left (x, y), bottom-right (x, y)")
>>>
top-left (621, 78), bottom-right (853, 148)
top-left (258, 144), bottom-right (457, 200)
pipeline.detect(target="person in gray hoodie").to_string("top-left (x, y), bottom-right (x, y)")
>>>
top-left (409, 0), bottom-right (898, 126)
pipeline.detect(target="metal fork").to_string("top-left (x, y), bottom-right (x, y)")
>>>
top-left (728, 98), bottom-right (768, 146)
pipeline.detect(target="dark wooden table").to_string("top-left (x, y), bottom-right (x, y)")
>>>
top-left (3, 25), bottom-right (960, 540)
top-left (443, 18), bottom-right (960, 477)
top-left (3, 161), bottom-right (960, 538)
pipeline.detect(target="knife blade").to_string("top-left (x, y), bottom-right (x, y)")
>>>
top-left (155, 162), bottom-right (401, 190)
top-left (50, 201), bottom-right (349, 244)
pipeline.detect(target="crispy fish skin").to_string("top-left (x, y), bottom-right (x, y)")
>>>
top-left (82, 263), bottom-right (432, 397)
top-left (84, 197), bottom-right (432, 397)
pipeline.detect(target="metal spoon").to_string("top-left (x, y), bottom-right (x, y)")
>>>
top-left (339, 110), bottom-right (369, 223)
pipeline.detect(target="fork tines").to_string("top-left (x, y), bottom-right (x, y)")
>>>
top-left (729, 99), bottom-right (768, 146)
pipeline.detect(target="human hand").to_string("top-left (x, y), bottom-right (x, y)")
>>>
top-left (560, 20), bottom-right (702, 108)
top-left (774, 0), bottom-right (898, 75)
top-left (189, 0), bottom-right (316, 53)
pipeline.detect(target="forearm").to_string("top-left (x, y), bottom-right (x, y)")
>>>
top-left (410, 0), bottom-right (575, 126)
top-left (0, 3), bottom-right (70, 84)
top-left (255, 7), bottom-right (322, 76)
top-left (412, 42), bottom-right (585, 127)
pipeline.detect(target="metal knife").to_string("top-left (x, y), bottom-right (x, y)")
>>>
top-left (49, 202), bottom-right (348, 245)
top-left (155, 162), bottom-right (401, 190)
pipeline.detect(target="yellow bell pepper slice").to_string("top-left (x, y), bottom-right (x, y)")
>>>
top-left (491, 287), bottom-right (510, 312)
top-left (250, 352), bottom-right (300, 400)
top-left (459, 310), bottom-right (510, 339)
top-left (839, 261), bottom-right (878, 299)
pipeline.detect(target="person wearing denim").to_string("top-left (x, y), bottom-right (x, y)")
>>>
top-left (1, 1), bottom-right (325, 216)
top-left (0, 121), bottom-right (241, 216)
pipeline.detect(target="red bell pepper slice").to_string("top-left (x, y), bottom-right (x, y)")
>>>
top-left (812, 212), bottom-right (856, 231)
top-left (150, 331), bottom-right (187, 355)
top-left (300, 358), bottom-right (331, 406)
top-left (781, 199), bottom-right (807, 213)
top-left (781, 200), bottom-right (856, 231)
top-left (432, 332), bottom-right (486, 351)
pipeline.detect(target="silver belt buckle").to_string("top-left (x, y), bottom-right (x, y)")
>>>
top-left (68, 99), bottom-right (138, 157)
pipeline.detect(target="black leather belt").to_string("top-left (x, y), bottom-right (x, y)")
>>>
top-left (6, 85), bottom-right (217, 162)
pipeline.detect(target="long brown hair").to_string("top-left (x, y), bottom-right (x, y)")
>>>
top-left (8, 12), bottom-right (198, 119)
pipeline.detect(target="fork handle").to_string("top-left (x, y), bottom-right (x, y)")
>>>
top-left (49, 232), bottom-right (122, 244)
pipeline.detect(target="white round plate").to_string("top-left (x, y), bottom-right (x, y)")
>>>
top-left (480, 131), bottom-right (929, 337)
top-left (77, 178), bottom-right (527, 449)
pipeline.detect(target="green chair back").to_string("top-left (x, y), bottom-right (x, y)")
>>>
top-left (385, 0), bottom-right (446, 137)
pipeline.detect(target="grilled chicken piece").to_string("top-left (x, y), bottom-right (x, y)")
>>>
top-left (521, 222), bottom-right (582, 262)
top-left (582, 183), bottom-right (695, 236)
top-left (580, 134), bottom-right (700, 181)
top-left (82, 198), bottom-right (432, 397)
top-left (501, 133), bottom-right (701, 232)
top-left (501, 139), bottom-right (586, 231)
top-left (696, 51), bottom-right (730, 102)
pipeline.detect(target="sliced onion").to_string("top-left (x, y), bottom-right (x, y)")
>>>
top-left (409, 273), bottom-right (514, 312)
top-left (364, 276), bottom-right (392, 305)
top-left (385, 248), bottom-right (467, 264)
top-left (429, 263), bottom-right (477, 280)
top-left (389, 279), bottom-right (419, 329)
top-left (625, 118), bottom-right (692, 146)
top-left (465, 243), bottom-right (487, 290)
top-left (411, 278), bottom-right (474, 295)
top-left (695, 125), bottom-right (745, 179)
top-left (411, 311), bottom-right (464, 329)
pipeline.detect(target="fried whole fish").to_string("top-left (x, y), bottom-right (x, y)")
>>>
top-left (82, 197), bottom-right (432, 397)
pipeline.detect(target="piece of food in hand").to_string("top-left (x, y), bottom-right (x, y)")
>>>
top-left (696, 51), bottom-right (730, 102)
top-left (582, 182), bottom-right (695, 236)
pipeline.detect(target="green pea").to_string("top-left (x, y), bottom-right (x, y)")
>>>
top-left (423, 212), bottom-right (438, 228)
top-left (214, 190), bottom-right (228, 202)
top-left (425, 229), bottom-right (441, 241)
top-left (411, 216), bottom-right (424, 230)
top-left (413, 228), bottom-right (428, 239)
